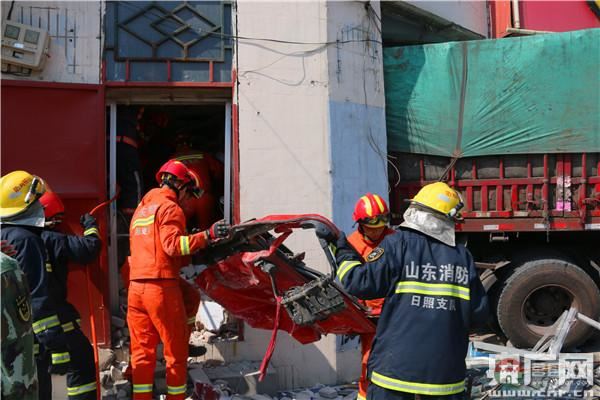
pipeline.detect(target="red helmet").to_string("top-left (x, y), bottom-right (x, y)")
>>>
top-left (39, 191), bottom-right (65, 219)
top-left (353, 193), bottom-right (390, 227)
top-left (155, 160), bottom-right (202, 197)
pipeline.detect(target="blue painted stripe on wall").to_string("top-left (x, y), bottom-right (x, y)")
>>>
top-left (328, 100), bottom-right (389, 234)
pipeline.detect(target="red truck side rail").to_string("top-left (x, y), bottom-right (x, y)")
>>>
top-left (390, 152), bottom-right (600, 232)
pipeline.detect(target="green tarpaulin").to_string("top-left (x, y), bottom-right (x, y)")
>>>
top-left (384, 29), bottom-right (600, 157)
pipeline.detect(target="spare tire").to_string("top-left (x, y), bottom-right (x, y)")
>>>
top-left (497, 258), bottom-right (600, 348)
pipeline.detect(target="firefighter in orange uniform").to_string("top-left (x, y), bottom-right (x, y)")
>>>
top-left (127, 160), bottom-right (230, 399)
top-left (346, 193), bottom-right (395, 400)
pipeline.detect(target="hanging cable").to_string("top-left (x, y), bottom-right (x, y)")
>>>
top-left (7, 0), bottom-right (15, 20)
top-left (118, 1), bottom-right (382, 46)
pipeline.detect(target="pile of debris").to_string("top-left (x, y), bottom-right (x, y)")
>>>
top-left (466, 307), bottom-right (600, 399)
top-left (98, 283), bottom-right (132, 399)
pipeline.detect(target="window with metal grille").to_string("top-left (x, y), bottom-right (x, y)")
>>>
top-left (104, 1), bottom-right (232, 83)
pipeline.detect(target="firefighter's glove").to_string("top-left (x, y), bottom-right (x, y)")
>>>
top-left (332, 234), bottom-right (361, 264)
top-left (206, 220), bottom-right (231, 243)
top-left (80, 213), bottom-right (99, 236)
top-left (49, 350), bottom-right (71, 375)
top-left (314, 223), bottom-right (338, 244)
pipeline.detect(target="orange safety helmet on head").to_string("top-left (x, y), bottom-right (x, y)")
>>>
top-left (353, 193), bottom-right (390, 228)
top-left (155, 159), bottom-right (203, 198)
top-left (39, 191), bottom-right (65, 219)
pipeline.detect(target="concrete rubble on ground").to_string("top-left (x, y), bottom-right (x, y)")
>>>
top-left (466, 308), bottom-right (600, 399)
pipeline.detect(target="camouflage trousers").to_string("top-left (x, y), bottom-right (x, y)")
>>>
top-left (1, 252), bottom-right (38, 399)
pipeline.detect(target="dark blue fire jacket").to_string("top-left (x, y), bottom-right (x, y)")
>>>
top-left (335, 227), bottom-right (489, 396)
top-left (41, 229), bottom-right (101, 323)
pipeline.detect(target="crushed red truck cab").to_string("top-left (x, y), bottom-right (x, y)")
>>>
top-left (195, 214), bottom-right (376, 345)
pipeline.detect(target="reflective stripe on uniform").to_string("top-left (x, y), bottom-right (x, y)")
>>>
top-left (180, 236), bottom-right (190, 255)
top-left (51, 352), bottom-right (71, 365)
top-left (45, 262), bottom-right (53, 272)
top-left (371, 371), bottom-right (464, 396)
top-left (167, 384), bottom-right (186, 395)
top-left (133, 383), bottom-right (153, 393)
top-left (67, 381), bottom-right (96, 396)
top-left (33, 314), bottom-right (60, 333)
top-left (395, 281), bottom-right (470, 300)
top-left (62, 321), bottom-right (75, 332)
top-left (84, 227), bottom-right (99, 236)
top-left (132, 215), bottom-right (155, 228)
top-left (337, 260), bottom-right (362, 282)
top-left (33, 343), bottom-right (40, 355)
top-left (187, 316), bottom-right (196, 325)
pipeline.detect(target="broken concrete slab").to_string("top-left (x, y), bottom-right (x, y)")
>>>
top-left (98, 348), bottom-right (116, 371)
top-left (202, 361), bottom-right (277, 396)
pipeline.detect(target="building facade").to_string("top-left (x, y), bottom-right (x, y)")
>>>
top-left (4, 0), bottom-right (596, 391)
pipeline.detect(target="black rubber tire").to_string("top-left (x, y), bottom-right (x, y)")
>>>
top-left (496, 258), bottom-right (600, 349)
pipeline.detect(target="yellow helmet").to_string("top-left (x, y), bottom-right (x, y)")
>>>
top-left (409, 182), bottom-right (463, 219)
top-left (0, 171), bottom-right (46, 219)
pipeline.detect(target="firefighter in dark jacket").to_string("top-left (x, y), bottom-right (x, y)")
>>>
top-left (323, 182), bottom-right (489, 400)
top-left (0, 171), bottom-right (69, 397)
top-left (37, 190), bottom-right (100, 399)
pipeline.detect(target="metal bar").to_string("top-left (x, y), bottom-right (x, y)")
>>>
top-left (397, 177), bottom-right (553, 187)
top-left (496, 157), bottom-right (504, 212)
top-left (565, 153), bottom-right (572, 212)
top-left (209, 61), bottom-right (214, 82)
top-left (108, 103), bottom-right (119, 316)
top-left (526, 156), bottom-right (533, 212)
top-left (549, 307), bottom-right (578, 357)
top-left (577, 312), bottom-right (600, 332)
top-left (482, 185), bottom-right (488, 212)
top-left (543, 154), bottom-right (549, 217)
top-left (511, 184), bottom-right (518, 212)
top-left (512, 0), bottom-right (521, 29)
top-left (580, 153), bottom-right (588, 224)
top-left (596, 157), bottom-right (600, 195)
top-left (472, 341), bottom-right (543, 357)
top-left (224, 102), bottom-right (232, 224)
top-left (167, 60), bottom-right (171, 82)
top-left (104, 81), bottom-right (233, 88)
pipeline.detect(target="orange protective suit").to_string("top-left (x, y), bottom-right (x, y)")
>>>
top-left (127, 186), bottom-right (209, 400)
top-left (347, 227), bottom-right (395, 400)
top-left (121, 259), bottom-right (200, 334)
top-left (174, 152), bottom-right (224, 231)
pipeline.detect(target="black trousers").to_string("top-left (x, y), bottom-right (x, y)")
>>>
top-left (36, 326), bottom-right (97, 400)
top-left (367, 384), bottom-right (466, 400)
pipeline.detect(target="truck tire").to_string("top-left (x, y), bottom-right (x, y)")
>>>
top-left (496, 258), bottom-right (600, 349)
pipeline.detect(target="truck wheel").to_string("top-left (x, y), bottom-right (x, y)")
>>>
top-left (497, 258), bottom-right (600, 348)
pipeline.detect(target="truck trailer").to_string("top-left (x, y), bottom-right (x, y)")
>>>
top-left (384, 28), bottom-right (600, 347)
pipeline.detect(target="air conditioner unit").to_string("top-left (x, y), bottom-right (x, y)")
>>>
top-left (1, 21), bottom-right (50, 71)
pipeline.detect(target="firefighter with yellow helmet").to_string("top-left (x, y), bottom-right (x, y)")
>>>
top-left (0, 171), bottom-right (88, 399)
top-left (320, 182), bottom-right (489, 400)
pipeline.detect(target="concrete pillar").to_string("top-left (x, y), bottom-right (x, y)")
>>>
top-left (213, 0), bottom-right (386, 388)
